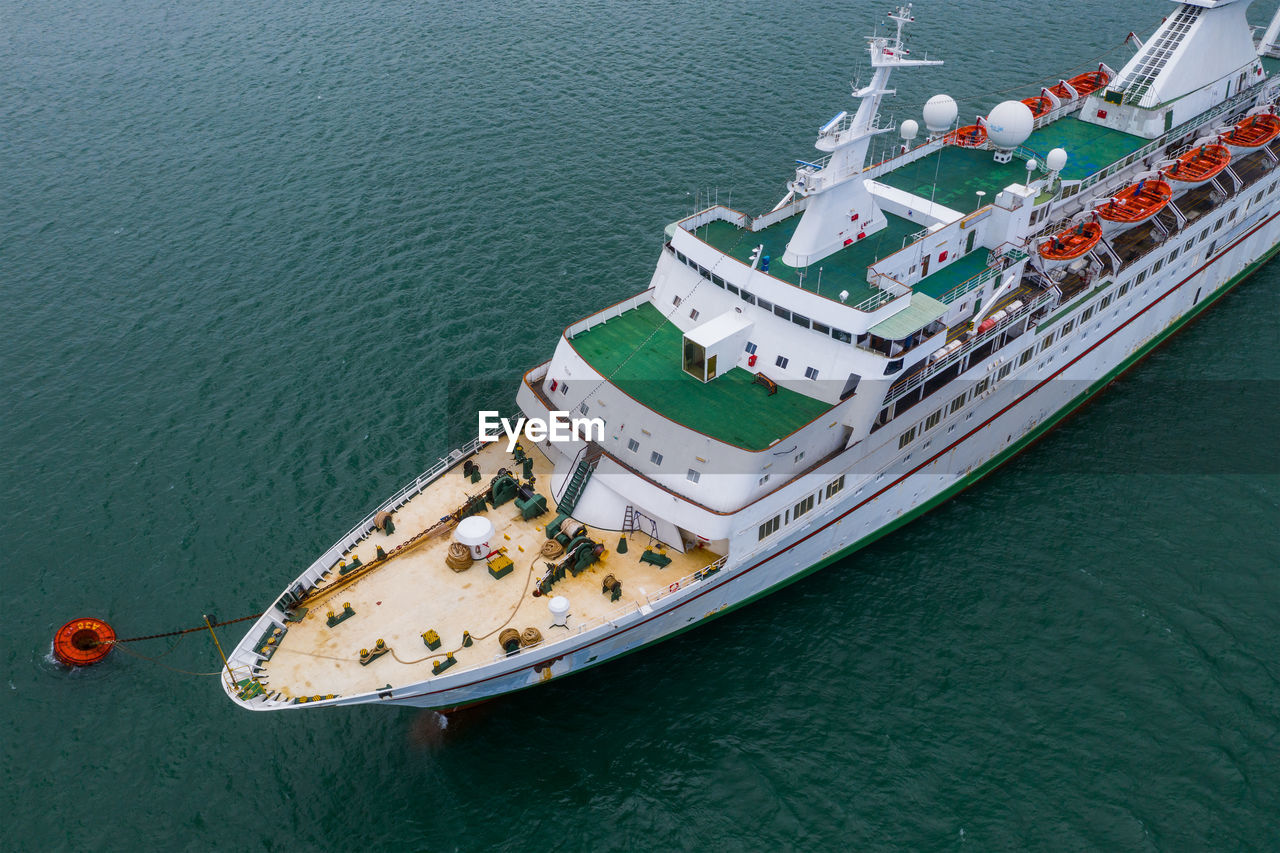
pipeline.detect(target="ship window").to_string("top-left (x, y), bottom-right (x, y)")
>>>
top-left (758, 516), bottom-right (781, 540)
top-left (650, 451), bottom-right (664, 466)
top-left (793, 495), bottom-right (815, 519)
top-left (1019, 349), bottom-right (1034, 366)
top-left (1119, 282), bottom-right (1130, 296)
top-left (805, 367), bottom-right (819, 380)
top-left (776, 355), bottom-right (789, 369)
top-left (974, 378), bottom-right (990, 395)
top-left (831, 328), bottom-right (853, 344)
top-left (825, 476), bottom-right (845, 498)
top-left (898, 426), bottom-right (917, 449)
top-left (1205, 240), bottom-right (1216, 257)
top-left (1101, 295), bottom-right (1112, 309)
top-left (1228, 209), bottom-right (1237, 222)
top-left (727, 284), bottom-right (740, 295)
top-left (686, 257), bottom-right (698, 269)
top-left (950, 394), bottom-right (966, 414)
top-left (795, 451), bottom-right (805, 463)
top-left (757, 298), bottom-right (774, 311)
top-left (711, 274), bottom-right (725, 288)
top-left (1136, 270), bottom-right (1147, 285)
top-left (773, 305), bottom-right (791, 321)
top-left (1082, 306), bottom-right (1094, 322)
top-left (792, 314), bottom-right (810, 329)
top-left (745, 341), bottom-right (758, 354)
top-left (925, 410), bottom-right (941, 431)
top-left (560, 382), bottom-right (569, 396)
top-left (812, 321), bottom-right (831, 335)
top-left (1214, 218), bottom-right (1224, 232)
top-left (1169, 247), bottom-right (1179, 262)
top-left (699, 266), bottom-right (711, 280)
top-left (676, 251), bottom-right (687, 264)
top-left (689, 309), bottom-right (700, 321)
top-left (740, 290), bottom-right (756, 305)
top-left (687, 469), bottom-right (701, 484)
top-left (1039, 334), bottom-right (1054, 352)
top-left (759, 473), bottom-right (770, 485)
top-left (627, 438), bottom-right (639, 453)
top-left (997, 363), bottom-right (1012, 381)
top-left (672, 295), bottom-right (682, 307)
top-left (1153, 259), bottom-right (1163, 273)
top-left (579, 402), bottom-right (589, 416)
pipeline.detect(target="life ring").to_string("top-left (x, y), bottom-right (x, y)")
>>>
top-left (52, 617), bottom-right (115, 667)
top-left (668, 582), bottom-right (680, 593)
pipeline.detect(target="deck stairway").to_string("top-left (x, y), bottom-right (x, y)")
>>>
top-left (557, 445), bottom-right (603, 517)
top-left (1115, 4), bottom-right (1201, 107)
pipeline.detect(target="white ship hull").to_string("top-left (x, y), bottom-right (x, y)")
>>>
top-left (223, 2), bottom-right (1280, 713)
top-left (238, 201), bottom-right (1276, 712)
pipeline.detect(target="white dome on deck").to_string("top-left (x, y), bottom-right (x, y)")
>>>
top-left (923, 95), bottom-right (958, 132)
top-left (986, 100), bottom-right (1035, 149)
top-left (900, 119), bottom-right (919, 141)
top-left (1047, 147), bottom-right (1069, 172)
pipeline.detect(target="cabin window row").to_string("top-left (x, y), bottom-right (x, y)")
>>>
top-left (757, 475), bottom-right (846, 541)
top-left (669, 245), bottom-right (853, 344)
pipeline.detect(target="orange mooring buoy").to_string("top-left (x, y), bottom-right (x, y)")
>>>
top-left (53, 617), bottom-right (116, 667)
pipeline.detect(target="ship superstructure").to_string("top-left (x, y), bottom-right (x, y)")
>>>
top-left (224, 0), bottom-right (1280, 711)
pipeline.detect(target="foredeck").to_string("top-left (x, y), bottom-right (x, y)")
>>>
top-left (696, 211), bottom-right (920, 304)
top-left (568, 302), bottom-right (831, 450)
top-left (879, 117), bottom-right (1147, 209)
top-left (254, 440), bottom-right (718, 701)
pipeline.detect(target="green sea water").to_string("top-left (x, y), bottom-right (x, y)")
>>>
top-left (4, 0), bottom-right (1279, 849)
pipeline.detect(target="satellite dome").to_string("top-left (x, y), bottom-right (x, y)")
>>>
top-left (1047, 147), bottom-right (1069, 172)
top-left (923, 95), bottom-right (958, 132)
top-left (985, 100), bottom-right (1035, 149)
top-left (900, 119), bottom-right (920, 141)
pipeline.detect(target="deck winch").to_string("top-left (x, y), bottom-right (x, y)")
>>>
top-left (536, 528), bottom-right (604, 595)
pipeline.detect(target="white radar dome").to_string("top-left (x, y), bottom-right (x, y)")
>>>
top-left (1046, 147), bottom-right (1069, 172)
top-left (923, 95), bottom-right (958, 132)
top-left (900, 119), bottom-right (919, 141)
top-left (985, 100), bottom-right (1035, 149)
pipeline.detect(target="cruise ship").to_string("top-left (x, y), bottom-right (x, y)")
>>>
top-left (223, 0), bottom-right (1280, 711)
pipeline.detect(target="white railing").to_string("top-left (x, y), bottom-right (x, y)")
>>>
top-left (644, 556), bottom-right (728, 606)
top-left (564, 290), bottom-right (655, 339)
top-left (751, 196), bottom-right (809, 231)
top-left (938, 262), bottom-right (1004, 305)
top-left (679, 204), bottom-right (749, 232)
top-left (860, 136), bottom-right (946, 181)
top-left (487, 555), bottom-right (731, 662)
top-left (883, 289), bottom-right (1056, 407)
top-left (288, 436), bottom-right (487, 594)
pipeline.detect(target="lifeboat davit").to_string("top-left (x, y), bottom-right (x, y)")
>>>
top-left (1048, 70), bottom-right (1110, 101)
top-left (1038, 221), bottom-right (1103, 270)
top-left (1022, 95), bottom-right (1053, 119)
top-left (1219, 113), bottom-right (1280, 156)
top-left (1162, 144), bottom-right (1231, 189)
top-left (1096, 178), bottom-right (1173, 233)
top-left (945, 124), bottom-right (987, 147)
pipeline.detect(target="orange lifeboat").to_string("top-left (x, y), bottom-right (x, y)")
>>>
top-left (1022, 95), bottom-right (1053, 119)
top-left (1162, 144), bottom-right (1231, 188)
top-left (1049, 69), bottom-right (1110, 101)
top-left (945, 124), bottom-right (987, 147)
top-left (1038, 221), bottom-right (1103, 269)
top-left (1096, 178), bottom-right (1173, 233)
top-left (1220, 113), bottom-right (1280, 156)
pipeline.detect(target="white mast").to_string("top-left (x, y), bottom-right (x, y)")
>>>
top-left (783, 5), bottom-right (942, 268)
